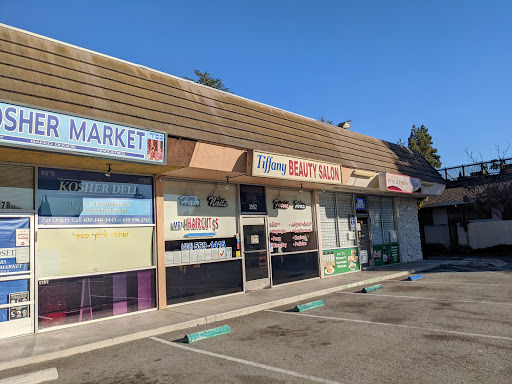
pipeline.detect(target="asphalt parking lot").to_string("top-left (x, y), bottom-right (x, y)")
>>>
top-left (1, 263), bottom-right (511, 384)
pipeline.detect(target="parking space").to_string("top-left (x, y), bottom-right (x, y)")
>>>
top-left (1, 263), bottom-right (511, 383)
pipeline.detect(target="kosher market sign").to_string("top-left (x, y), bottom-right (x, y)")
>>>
top-left (0, 102), bottom-right (166, 164)
top-left (251, 151), bottom-right (342, 185)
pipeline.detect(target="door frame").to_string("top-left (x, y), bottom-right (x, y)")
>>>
top-left (240, 215), bottom-right (271, 291)
top-left (0, 214), bottom-right (36, 339)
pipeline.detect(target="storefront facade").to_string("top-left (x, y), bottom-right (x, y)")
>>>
top-left (0, 24), bottom-right (446, 338)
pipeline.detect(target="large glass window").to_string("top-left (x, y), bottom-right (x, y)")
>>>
top-left (37, 168), bottom-right (153, 226)
top-left (163, 180), bottom-right (238, 265)
top-left (319, 192), bottom-right (359, 276)
top-left (368, 196), bottom-right (396, 245)
top-left (0, 165), bottom-right (34, 211)
top-left (163, 180), bottom-right (242, 305)
top-left (240, 185), bottom-right (266, 214)
top-left (36, 167), bottom-right (156, 329)
top-left (266, 188), bottom-right (319, 284)
top-left (368, 196), bottom-right (400, 266)
top-left (37, 227), bottom-right (154, 277)
top-left (319, 192), bottom-right (337, 249)
top-left (266, 188), bottom-right (316, 254)
top-left (38, 269), bottom-right (156, 329)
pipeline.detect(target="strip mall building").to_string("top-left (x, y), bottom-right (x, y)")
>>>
top-left (0, 24), bottom-right (445, 339)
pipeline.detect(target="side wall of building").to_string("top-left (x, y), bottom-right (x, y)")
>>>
top-left (396, 197), bottom-right (423, 262)
top-left (467, 220), bottom-right (512, 249)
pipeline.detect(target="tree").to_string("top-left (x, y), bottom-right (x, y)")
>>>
top-left (464, 143), bottom-right (512, 220)
top-left (407, 124), bottom-right (442, 168)
top-left (318, 116), bottom-right (334, 125)
top-left (184, 69), bottom-right (231, 92)
top-left (396, 138), bottom-right (406, 146)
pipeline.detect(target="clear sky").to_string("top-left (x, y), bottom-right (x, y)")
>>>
top-left (1, 0), bottom-right (511, 168)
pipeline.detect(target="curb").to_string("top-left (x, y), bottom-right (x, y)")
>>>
top-left (0, 262), bottom-right (440, 372)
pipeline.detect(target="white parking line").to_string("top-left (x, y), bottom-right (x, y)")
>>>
top-left (385, 280), bottom-right (512, 286)
top-left (265, 310), bottom-right (512, 342)
top-left (0, 368), bottom-right (58, 384)
top-left (150, 336), bottom-right (342, 384)
top-left (338, 292), bottom-right (512, 306)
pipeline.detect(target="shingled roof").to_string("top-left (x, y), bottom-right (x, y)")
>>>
top-left (0, 24), bottom-right (445, 184)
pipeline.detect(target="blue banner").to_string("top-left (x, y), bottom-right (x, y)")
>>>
top-left (38, 168), bottom-right (154, 225)
top-left (0, 102), bottom-right (166, 164)
top-left (0, 218), bottom-right (30, 274)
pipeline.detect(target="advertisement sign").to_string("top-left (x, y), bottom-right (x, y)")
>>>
top-left (164, 236), bottom-right (237, 265)
top-left (9, 291), bottom-right (29, 304)
top-left (251, 151), bottom-right (342, 185)
top-left (373, 243), bottom-right (400, 267)
top-left (0, 218), bottom-right (30, 274)
top-left (323, 247), bottom-right (360, 275)
top-left (267, 189), bottom-right (316, 254)
top-left (15, 229), bottom-right (30, 246)
top-left (38, 168), bottom-right (154, 226)
top-left (164, 181), bottom-right (238, 241)
top-left (380, 173), bottom-right (421, 194)
top-left (9, 305), bottom-right (29, 320)
top-left (0, 102), bottom-right (166, 164)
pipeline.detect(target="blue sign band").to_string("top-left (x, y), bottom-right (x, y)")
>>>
top-left (0, 102), bottom-right (165, 164)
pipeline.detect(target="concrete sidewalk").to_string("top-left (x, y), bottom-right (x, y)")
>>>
top-left (0, 260), bottom-right (441, 372)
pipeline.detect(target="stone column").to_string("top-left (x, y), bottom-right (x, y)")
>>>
top-left (395, 197), bottom-right (423, 262)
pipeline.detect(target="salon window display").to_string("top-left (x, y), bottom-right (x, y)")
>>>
top-left (266, 189), bottom-right (317, 254)
top-left (163, 180), bottom-right (242, 305)
top-left (163, 181), bottom-right (239, 265)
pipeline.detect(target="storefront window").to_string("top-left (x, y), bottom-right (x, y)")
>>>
top-left (368, 196), bottom-right (400, 266)
top-left (36, 168), bottom-right (156, 329)
top-left (319, 192), bottom-right (360, 276)
top-left (240, 185), bottom-right (266, 214)
top-left (318, 192), bottom-right (337, 249)
top-left (163, 180), bottom-right (242, 304)
top-left (37, 168), bottom-right (153, 226)
top-left (266, 188), bottom-right (318, 284)
top-left (266, 189), bottom-right (316, 254)
top-left (38, 269), bottom-right (155, 329)
top-left (368, 196), bottom-right (396, 244)
top-left (0, 165), bottom-right (34, 210)
top-left (37, 227), bottom-right (154, 277)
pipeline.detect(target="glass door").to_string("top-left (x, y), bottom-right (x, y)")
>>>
top-left (357, 217), bottom-right (373, 270)
top-left (0, 215), bottom-right (35, 339)
top-left (242, 216), bottom-right (270, 290)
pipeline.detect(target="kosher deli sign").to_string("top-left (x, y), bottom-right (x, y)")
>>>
top-left (0, 102), bottom-right (166, 164)
top-left (380, 173), bottom-right (421, 194)
top-left (251, 151), bottom-right (342, 185)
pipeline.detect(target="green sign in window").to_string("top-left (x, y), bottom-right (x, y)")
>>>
top-left (373, 243), bottom-right (400, 267)
top-left (323, 247), bottom-right (360, 275)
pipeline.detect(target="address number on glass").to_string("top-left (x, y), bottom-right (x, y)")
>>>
top-left (181, 241), bottom-right (226, 251)
top-left (1, 201), bottom-right (13, 209)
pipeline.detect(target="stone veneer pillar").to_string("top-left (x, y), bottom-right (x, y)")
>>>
top-left (395, 197), bottom-right (423, 262)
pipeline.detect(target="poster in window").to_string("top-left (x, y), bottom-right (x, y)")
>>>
top-left (38, 168), bottom-right (154, 226)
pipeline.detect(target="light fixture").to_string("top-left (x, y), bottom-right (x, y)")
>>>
top-left (299, 184), bottom-right (303, 193)
top-left (224, 176), bottom-right (230, 190)
top-left (105, 164), bottom-right (112, 177)
top-left (352, 169), bottom-right (376, 178)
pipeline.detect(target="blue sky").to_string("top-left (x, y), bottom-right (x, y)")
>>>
top-left (1, 0), bottom-right (511, 168)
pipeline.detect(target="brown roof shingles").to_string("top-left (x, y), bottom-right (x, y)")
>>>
top-left (0, 25), bottom-right (445, 183)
